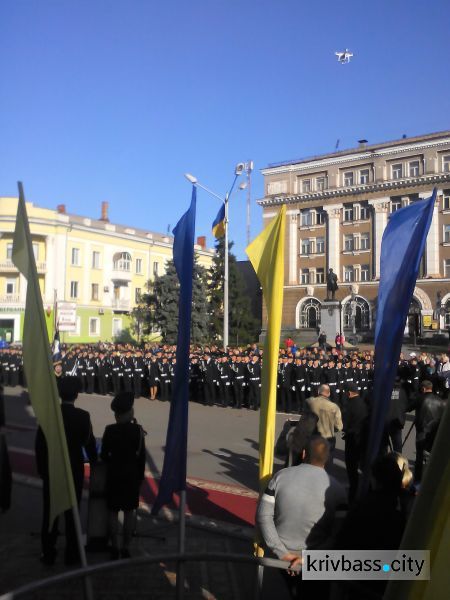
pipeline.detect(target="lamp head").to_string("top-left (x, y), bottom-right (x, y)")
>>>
top-left (239, 182), bottom-right (247, 190)
top-left (184, 173), bottom-right (197, 184)
top-left (235, 162), bottom-right (245, 176)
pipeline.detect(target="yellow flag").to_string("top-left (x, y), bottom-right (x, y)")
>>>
top-left (384, 401), bottom-right (450, 600)
top-left (246, 205), bottom-right (286, 491)
top-left (12, 183), bottom-right (76, 526)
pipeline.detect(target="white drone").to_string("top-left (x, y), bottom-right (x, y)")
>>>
top-left (335, 49), bottom-right (353, 64)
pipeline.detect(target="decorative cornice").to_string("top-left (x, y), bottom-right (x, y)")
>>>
top-left (258, 174), bottom-right (450, 208)
top-left (261, 137), bottom-right (450, 175)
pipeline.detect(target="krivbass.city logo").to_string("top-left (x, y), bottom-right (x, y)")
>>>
top-left (302, 550), bottom-right (430, 580)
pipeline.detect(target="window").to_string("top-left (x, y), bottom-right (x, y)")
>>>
top-left (360, 204), bottom-right (370, 220)
top-left (360, 233), bottom-right (370, 250)
top-left (89, 317), bottom-right (100, 336)
top-left (445, 259), bottom-right (450, 278)
top-left (300, 269), bottom-right (310, 284)
top-left (153, 261), bottom-right (159, 277)
top-left (302, 179), bottom-right (311, 193)
top-left (112, 318), bottom-right (122, 337)
top-left (316, 237), bottom-right (325, 254)
top-left (344, 266), bottom-right (354, 282)
top-left (136, 258), bottom-right (143, 274)
top-left (301, 239), bottom-right (312, 255)
top-left (316, 268), bottom-right (325, 284)
top-left (300, 298), bottom-right (321, 328)
top-left (32, 243), bottom-right (39, 261)
top-left (113, 252), bottom-right (131, 271)
top-left (316, 210), bottom-right (325, 225)
top-left (392, 163), bottom-right (403, 179)
top-left (443, 193), bottom-right (450, 210)
top-left (443, 155), bottom-right (450, 173)
top-left (344, 235), bottom-right (354, 251)
top-left (344, 172), bottom-right (354, 186)
top-left (70, 281), bottom-right (78, 299)
top-left (344, 205), bottom-right (354, 222)
top-left (361, 264), bottom-right (370, 281)
top-left (71, 247), bottom-right (80, 266)
top-left (300, 210), bottom-right (313, 226)
top-left (409, 160), bottom-right (420, 177)
top-left (91, 283), bottom-right (99, 301)
top-left (359, 169), bottom-right (370, 184)
top-left (135, 288), bottom-right (141, 303)
top-left (6, 243), bottom-right (12, 260)
top-left (444, 224), bottom-right (450, 243)
top-left (6, 278), bottom-right (16, 295)
top-left (316, 176), bottom-right (327, 191)
top-left (391, 199), bottom-right (402, 213)
top-left (92, 251), bottom-right (100, 269)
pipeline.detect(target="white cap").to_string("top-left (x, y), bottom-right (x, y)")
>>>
top-left (409, 352), bottom-right (417, 358)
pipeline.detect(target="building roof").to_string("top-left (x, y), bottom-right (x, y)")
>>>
top-left (264, 130), bottom-right (450, 171)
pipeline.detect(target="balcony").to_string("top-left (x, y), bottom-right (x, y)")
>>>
top-left (0, 260), bottom-right (46, 273)
top-left (112, 298), bottom-right (131, 311)
top-left (111, 268), bottom-right (132, 283)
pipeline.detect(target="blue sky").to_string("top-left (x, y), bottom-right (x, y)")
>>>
top-left (0, 0), bottom-right (449, 258)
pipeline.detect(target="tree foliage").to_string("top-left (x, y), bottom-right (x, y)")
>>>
top-left (207, 237), bottom-right (259, 346)
top-left (131, 254), bottom-right (209, 344)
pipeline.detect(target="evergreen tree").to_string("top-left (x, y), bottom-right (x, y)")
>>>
top-left (132, 255), bottom-right (209, 344)
top-left (208, 238), bottom-right (259, 345)
top-left (153, 260), bottom-right (180, 343)
top-left (130, 281), bottom-right (157, 341)
top-left (191, 255), bottom-right (210, 344)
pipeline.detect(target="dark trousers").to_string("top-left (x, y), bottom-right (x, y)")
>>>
top-left (203, 381), bottom-right (216, 406)
top-left (345, 434), bottom-right (364, 503)
top-left (123, 374), bottom-right (133, 393)
top-left (111, 372), bottom-right (121, 394)
top-left (133, 374), bottom-right (143, 398)
top-left (86, 374), bottom-right (95, 394)
top-left (219, 382), bottom-right (230, 407)
top-left (234, 383), bottom-right (244, 408)
top-left (279, 386), bottom-right (292, 413)
top-left (294, 387), bottom-right (305, 413)
top-left (415, 439), bottom-right (425, 482)
top-left (248, 382), bottom-right (260, 410)
top-left (98, 374), bottom-right (109, 395)
top-left (388, 425), bottom-right (403, 453)
top-left (41, 476), bottom-right (82, 563)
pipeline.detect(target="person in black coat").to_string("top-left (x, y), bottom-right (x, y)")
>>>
top-left (101, 392), bottom-right (146, 559)
top-left (35, 376), bottom-right (97, 565)
top-left (343, 382), bottom-right (369, 503)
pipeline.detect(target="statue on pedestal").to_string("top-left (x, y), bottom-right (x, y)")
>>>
top-left (326, 268), bottom-right (339, 300)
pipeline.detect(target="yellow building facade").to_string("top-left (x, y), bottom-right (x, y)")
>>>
top-left (0, 198), bottom-right (214, 343)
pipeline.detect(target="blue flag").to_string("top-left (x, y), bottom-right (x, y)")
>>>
top-left (361, 189), bottom-right (436, 493)
top-left (152, 187), bottom-right (197, 514)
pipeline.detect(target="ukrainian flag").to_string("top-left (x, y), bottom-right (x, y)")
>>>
top-left (212, 204), bottom-right (225, 238)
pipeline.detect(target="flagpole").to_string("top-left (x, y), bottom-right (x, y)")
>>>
top-left (15, 183), bottom-right (93, 600)
top-left (224, 193), bottom-right (229, 349)
top-left (176, 489), bottom-right (187, 600)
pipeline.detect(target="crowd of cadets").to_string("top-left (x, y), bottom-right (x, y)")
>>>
top-left (1, 342), bottom-right (448, 411)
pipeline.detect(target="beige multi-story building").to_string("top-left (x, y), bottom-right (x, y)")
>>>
top-left (259, 130), bottom-right (450, 341)
top-left (0, 198), bottom-right (214, 343)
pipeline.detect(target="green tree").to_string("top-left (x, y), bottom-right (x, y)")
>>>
top-left (132, 255), bottom-right (210, 344)
top-left (130, 281), bottom-right (158, 341)
top-left (208, 237), bottom-right (259, 346)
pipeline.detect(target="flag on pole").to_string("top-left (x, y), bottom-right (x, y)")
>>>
top-left (361, 189), bottom-right (436, 493)
top-left (152, 187), bottom-right (197, 514)
top-left (246, 205), bottom-right (286, 490)
top-left (211, 203), bottom-right (225, 238)
top-left (384, 400), bottom-right (450, 600)
top-left (12, 183), bottom-right (77, 526)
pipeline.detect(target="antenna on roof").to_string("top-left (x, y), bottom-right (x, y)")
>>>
top-left (335, 139), bottom-right (340, 150)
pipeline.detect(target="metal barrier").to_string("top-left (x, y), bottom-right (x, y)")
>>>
top-left (0, 552), bottom-right (297, 600)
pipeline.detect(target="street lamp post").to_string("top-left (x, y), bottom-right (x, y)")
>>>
top-left (184, 165), bottom-right (245, 349)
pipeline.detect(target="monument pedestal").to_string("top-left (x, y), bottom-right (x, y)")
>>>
top-left (320, 301), bottom-right (342, 346)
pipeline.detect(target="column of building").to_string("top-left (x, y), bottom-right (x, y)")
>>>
top-left (368, 197), bottom-right (390, 278)
top-left (288, 210), bottom-right (298, 284)
top-left (323, 204), bottom-right (343, 278)
top-left (422, 190), bottom-right (440, 277)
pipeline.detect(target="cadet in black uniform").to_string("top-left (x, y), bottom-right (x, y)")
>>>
top-left (133, 350), bottom-right (145, 398)
top-left (247, 355), bottom-right (261, 410)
